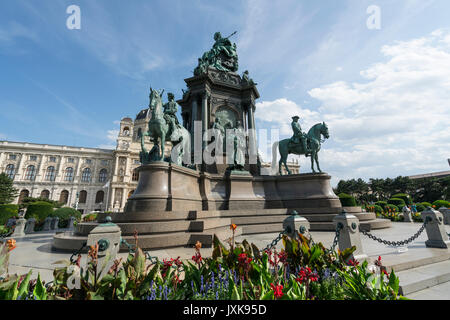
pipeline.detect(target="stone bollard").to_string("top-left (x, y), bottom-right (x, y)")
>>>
top-left (67, 216), bottom-right (77, 231)
top-left (283, 210), bottom-right (310, 239)
top-left (24, 218), bottom-right (36, 234)
top-left (86, 216), bottom-right (122, 279)
top-left (333, 210), bottom-right (368, 262)
top-left (402, 206), bottom-right (413, 223)
top-left (438, 207), bottom-right (450, 225)
top-left (43, 217), bottom-right (52, 231)
top-left (11, 217), bottom-right (26, 237)
top-left (421, 208), bottom-right (450, 248)
top-left (50, 217), bottom-right (60, 230)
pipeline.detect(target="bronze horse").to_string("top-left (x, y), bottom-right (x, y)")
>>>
top-left (272, 122), bottom-right (329, 175)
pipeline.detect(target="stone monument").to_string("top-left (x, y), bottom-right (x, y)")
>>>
top-left (53, 31), bottom-right (390, 252)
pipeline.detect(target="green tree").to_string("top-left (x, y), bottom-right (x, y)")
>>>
top-left (0, 173), bottom-right (18, 204)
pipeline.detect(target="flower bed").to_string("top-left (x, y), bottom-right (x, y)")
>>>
top-left (0, 227), bottom-right (406, 300)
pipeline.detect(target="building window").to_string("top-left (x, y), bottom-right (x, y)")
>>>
top-left (64, 167), bottom-right (74, 181)
top-left (40, 190), bottom-right (50, 199)
top-left (24, 165), bottom-right (36, 181)
top-left (59, 190), bottom-right (69, 204)
top-left (18, 189), bottom-right (29, 204)
top-left (49, 156), bottom-right (56, 162)
top-left (132, 169), bottom-right (139, 181)
top-left (8, 154), bottom-right (16, 161)
top-left (29, 155), bottom-right (37, 161)
top-left (45, 166), bottom-right (56, 181)
top-left (5, 164), bottom-right (15, 180)
top-left (95, 190), bottom-right (105, 204)
top-left (101, 160), bottom-right (109, 166)
top-left (85, 159), bottom-right (92, 164)
top-left (123, 127), bottom-right (130, 136)
top-left (98, 169), bottom-right (108, 183)
top-left (78, 190), bottom-right (87, 204)
top-left (67, 157), bottom-right (74, 163)
top-left (81, 168), bottom-right (91, 182)
top-left (134, 159), bottom-right (141, 165)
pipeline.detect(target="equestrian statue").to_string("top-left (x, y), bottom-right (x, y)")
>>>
top-left (272, 116), bottom-right (330, 175)
top-left (140, 87), bottom-right (191, 166)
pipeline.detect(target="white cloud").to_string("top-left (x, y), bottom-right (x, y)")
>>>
top-left (304, 29), bottom-right (450, 183)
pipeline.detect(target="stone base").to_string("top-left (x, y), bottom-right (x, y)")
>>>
top-left (53, 165), bottom-right (391, 251)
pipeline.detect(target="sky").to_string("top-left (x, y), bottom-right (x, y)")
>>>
top-left (0, 0), bottom-right (449, 186)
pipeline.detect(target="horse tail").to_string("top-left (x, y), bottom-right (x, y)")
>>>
top-left (271, 141), bottom-right (279, 175)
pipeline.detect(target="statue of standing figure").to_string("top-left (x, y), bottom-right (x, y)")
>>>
top-left (212, 118), bottom-right (225, 155)
top-left (230, 120), bottom-right (246, 171)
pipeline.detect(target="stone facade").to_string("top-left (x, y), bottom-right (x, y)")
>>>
top-left (0, 109), bottom-right (158, 214)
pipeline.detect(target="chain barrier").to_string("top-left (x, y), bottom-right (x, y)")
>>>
top-left (330, 223), bottom-right (342, 252)
top-left (261, 229), bottom-right (286, 252)
top-left (360, 219), bottom-right (429, 247)
top-left (120, 238), bottom-right (161, 265)
top-left (69, 241), bottom-right (87, 264)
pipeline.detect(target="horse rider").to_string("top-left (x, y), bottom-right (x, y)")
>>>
top-left (163, 92), bottom-right (180, 139)
top-left (290, 116), bottom-right (311, 156)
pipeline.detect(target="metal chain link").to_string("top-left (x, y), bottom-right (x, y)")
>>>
top-left (69, 242), bottom-right (87, 264)
top-left (120, 238), bottom-right (161, 265)
top-left (330, 223), bottom-right (342, 252)
top-left (360, 220), bottom-right (428, 247)
top-left (261, 230), bottom-right (286, 252)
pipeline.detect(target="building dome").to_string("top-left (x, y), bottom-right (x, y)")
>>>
top-left (135, 108), bottom-right (149, 121)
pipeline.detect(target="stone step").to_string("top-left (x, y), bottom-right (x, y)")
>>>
top-left (397, 259), bottom-right (450, 296)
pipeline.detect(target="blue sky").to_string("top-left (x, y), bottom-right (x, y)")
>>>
top-left (1, 0), bottom-right (450, 184)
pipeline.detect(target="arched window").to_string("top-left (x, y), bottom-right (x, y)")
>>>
top-left (18, 189), bottom-right (29, 204)
top-left (45, 166), bottom-right (56, 181)
top-left (5, 164), bottom-right (15, 180)
top-left (123, 127), bottom-right (130, 136)
top-left (98, 169), bottom-right (108, 183)
top-left (59, 190), bottom-right (69, 204)
top-left (40, 190), bottom-right (50, 199)
top-left (81, 168), bottom-right (91, 182)
top-left (95, 190), bottom-right (105, 204)
top-left (132, 168), bottom-right (139, 181)
top-left (64, 167), bottom-right (74, 181)
top-left (24, 165), bottom-right (36, 180)
top-left (78, 190), bottom-right (87, 204)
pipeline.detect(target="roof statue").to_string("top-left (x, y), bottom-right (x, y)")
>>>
top-left (194, 31), bottom-right (239, 75)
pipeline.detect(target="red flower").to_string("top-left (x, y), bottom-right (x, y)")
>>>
top-left (278, 251), bottom-right (288, 265)
top-left (192, 252), bottom-right (202, 264)
top-left (270, 283), bottom-right (284, 299)
top-left (295, 267), bottom-right (319, 284)
top-left (347, 258), bottom-right (359, 266)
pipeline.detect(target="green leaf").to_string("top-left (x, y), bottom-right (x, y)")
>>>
top-left (388, 269), bottom-right (400, 294)
top-left (261, 290), bottom-right (274, 300)
top-left (33, 273), bottom-right (47, 300)
top-left (17, 270), bottom-right (32, 300)
top-left (87, 291), bottom-right (105, 300)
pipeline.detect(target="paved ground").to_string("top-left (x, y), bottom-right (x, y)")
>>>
top-left (4, 221), bottom-right (450, 299)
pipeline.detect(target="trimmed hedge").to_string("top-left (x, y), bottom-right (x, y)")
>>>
top-left (432, 200), bottom-right (450, 209)
top-left (421, 202), bottom-right (432, 209)
top-left (388, 198), bottom-right (406, 207)
top-left (25, 201), bottom-right (54, 222)
top-left (391, 193), bottom-right (412, 205)
top-left (375, 201), bottom-right (388, 210)
top-left (373, 204), bottom-right (383, 214)
top-left (0, 204), bottom-right (19, 225)
top-left (338, 193), bottom-right (357, 207)
top-left (50, 207), bottom-right (82, 228)
top-left (415, 204), bottom-right (425, 212)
